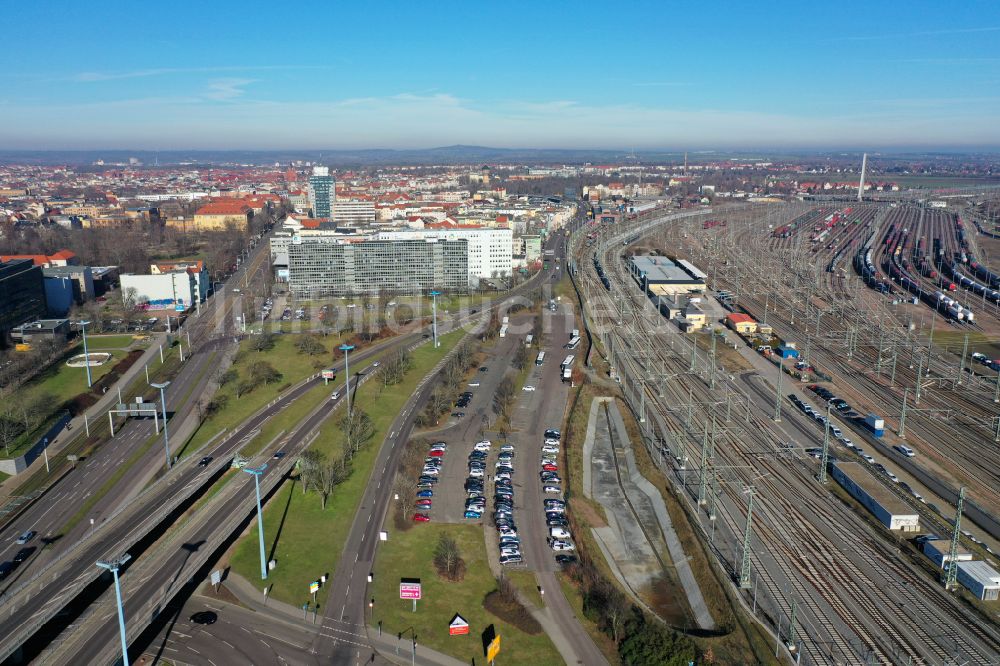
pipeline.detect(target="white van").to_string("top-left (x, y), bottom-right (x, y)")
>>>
top-left (549, 527), bottom-right (571, 539)
top-left (894, 445), bottom-right (916, 458)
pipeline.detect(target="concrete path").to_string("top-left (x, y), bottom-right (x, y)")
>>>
top-left (583, 396), bottom-right (716, 631)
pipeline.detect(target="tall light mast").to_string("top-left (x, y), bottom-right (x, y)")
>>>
top-left (857, 152), bottom-right (868, 202)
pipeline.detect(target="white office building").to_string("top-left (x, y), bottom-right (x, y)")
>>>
top-left (375, 226), bottom-right (512, 281)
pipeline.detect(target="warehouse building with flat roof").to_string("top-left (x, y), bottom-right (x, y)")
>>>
top-left (627, 255), bottom-right (706, 297)
top-left (956, 560), bottom-right (1000, 601)
top-left (830, 461), bottom-right (920, 532)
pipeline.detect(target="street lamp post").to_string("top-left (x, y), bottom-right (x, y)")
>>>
top-left (96, 554), bottom-right (132, 666)
top-left (150, 381), bottom-right (171, 468)
top-left (78, 320), bottom-right (93, 388)
top-left (429, 290), bottom-right (441, 348)
top-left (339, 344), bottom-right (355, 415)
top-left (244, 464), bottom-right (268, 580)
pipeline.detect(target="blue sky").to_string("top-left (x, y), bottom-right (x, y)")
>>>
top-left (1, 1), bottom-right (998, 150)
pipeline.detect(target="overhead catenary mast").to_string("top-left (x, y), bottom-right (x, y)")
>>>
top-left (857, 152), bottom-right (868, 202)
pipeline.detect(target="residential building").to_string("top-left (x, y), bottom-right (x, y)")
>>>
top-left (0, 259), bottom-right (48, 346)
top-left (193, 200), bottom-right (253, 231)
top-left (120, 272), bottom-right (198, 311)
top-left (287, 236), bottom-right (468, 296)
top-left (309, 166), bottom-right (335, 218)
top-left (151, 261), bottom-right (209, 302)
top-left (523, 235), bottom-right (542, 262)
top-left (0, 249), bottom-right (78, 267)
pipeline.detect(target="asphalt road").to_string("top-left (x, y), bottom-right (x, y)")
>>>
top-left (0, 238), bottom-right (269, 590)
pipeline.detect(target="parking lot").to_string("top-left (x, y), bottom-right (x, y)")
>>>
top-left (409, 332), bottom-right (523, 524)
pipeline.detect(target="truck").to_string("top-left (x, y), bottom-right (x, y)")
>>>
top-left (863, 413), bottom-right (885, 438)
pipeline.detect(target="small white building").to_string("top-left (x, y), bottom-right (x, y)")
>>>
top-left (956, 560), bottom-right (1000, 601)
top-left (922, 539), bottom-right (973, 570)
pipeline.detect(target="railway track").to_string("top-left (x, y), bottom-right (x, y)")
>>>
top-left (573, 206), bottom-right (1000, 664)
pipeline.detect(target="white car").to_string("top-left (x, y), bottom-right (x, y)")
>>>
top-left (372, 361), bottom-right (381, 368)
top-left (468, 467), bottom-right (485, 478)
top-left (543, 438), bottom-right (559, 446)
top-left (468, 381), bottom-right (481, 387)
top-left (500, 444), bottom-right (515, 453)
top-left (541, 458), bottom-right (557, 466)
top-left (543, 485), bottom-right (561, 494)
top-left (550, 540), bottom-right (575, 552)
top-left (860, 453), bottom-right (875, 464)
top-left (522, 385), bottom-right (536, 392)
top-left (541, 446), bottom-right (559, 455)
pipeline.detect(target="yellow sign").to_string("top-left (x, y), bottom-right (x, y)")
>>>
top-left (309, 581), bottom-right (320, 594)
top-left (487, 635), bottom-right (501, 662)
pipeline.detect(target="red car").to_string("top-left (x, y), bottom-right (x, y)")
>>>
top-left (412, 513), bottom-right (431, 522)
top-left (416, 499), bottom-right (433, 507)
top-left (542, 464), bottom-right (559, 472)
top-left (427, 449), bottom-right (445, 457)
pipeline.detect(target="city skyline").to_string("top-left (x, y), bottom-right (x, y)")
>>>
top-left (2, 1), bottom-right (999, 150)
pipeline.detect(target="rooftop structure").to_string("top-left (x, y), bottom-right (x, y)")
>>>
top-left (628, 255), bottom-right (706, 296)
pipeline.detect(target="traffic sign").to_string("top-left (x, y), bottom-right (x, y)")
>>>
top-left (310, 581), bottom-right (320, 594)
top-left (448, 614), bottom-right (469, 636)
top-left (210, 570), bottom-right (222, 587)
top-left (399, 580), bottom-right (422, 599)
top-left (487, 635), bottom-right (501, 662)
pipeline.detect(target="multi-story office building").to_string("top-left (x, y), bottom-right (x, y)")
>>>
top-left (308, 166), bottom-right (335, 218)
top-left (0, 259), bottom-right (48, 346)
top-left (375, 225), bottom-right (512, 281)
top-left (288, 237), bottom-right (468, 296)
top-left (332, 199), bottom-right (376, 225)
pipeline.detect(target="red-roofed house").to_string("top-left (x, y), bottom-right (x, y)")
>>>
top-left (193, 201), bottom-right (252, 231)
top-left (0, 250), bottom-right (78, 267)
top-left (725, 313), bottom-right (758, 334)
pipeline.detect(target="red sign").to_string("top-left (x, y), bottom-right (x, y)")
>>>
top-left (449, 614), bottom-right (469, 636)
top-left (399, 582), bottom-right (422, 600)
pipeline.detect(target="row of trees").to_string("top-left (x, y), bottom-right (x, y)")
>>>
top-left (0, 392), bottom-right (56, 456)
top-left (0, 337), bottom-right (65, 391)
top-left (296, 409), bottom-right (375, 509)
top-left (417, 342), bottom-right (479, 427)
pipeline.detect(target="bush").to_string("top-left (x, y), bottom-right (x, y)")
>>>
top-left (618, 609), bottom-right (698, 666)
top-left (205, 394), bottom-right (229, 418)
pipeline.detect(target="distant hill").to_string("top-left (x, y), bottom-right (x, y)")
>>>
top-left (0, 146), bottom-right (994, 167)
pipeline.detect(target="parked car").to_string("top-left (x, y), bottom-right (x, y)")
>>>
top-left (16, 531), bottom-right (35, 545)
top-left (412, 513), bottom-right (431, 523)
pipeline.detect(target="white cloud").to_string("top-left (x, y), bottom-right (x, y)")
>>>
top-left (0, 91), bottom-right (997, 150)
top-left (203, 78), bottom-right (255, 101)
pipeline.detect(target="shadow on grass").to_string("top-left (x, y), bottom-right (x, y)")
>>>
top-left (268, 476), bottom-right (297, 563)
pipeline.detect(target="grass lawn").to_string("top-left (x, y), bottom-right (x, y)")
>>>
top-left (372, 524), bottom-right (562, 666)
top-left (19, 347), bottom-right (123, 407)
top-left (82, 335), bottom-right (141, 350)
top-left (181, 334), bottom-right (346, 453)
top-left (228, 329), bottom-right (465, 605)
